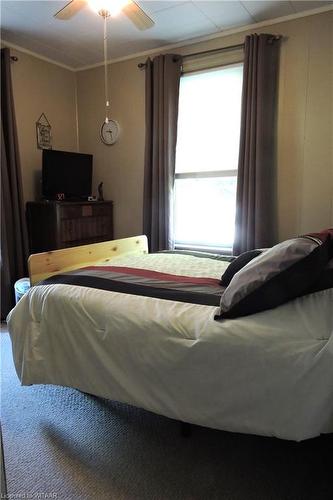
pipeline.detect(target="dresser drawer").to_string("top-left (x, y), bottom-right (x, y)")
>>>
top-left (60, 216), bottom-right (112, 243)
top-left (59, 203), bottom-right (112, 219)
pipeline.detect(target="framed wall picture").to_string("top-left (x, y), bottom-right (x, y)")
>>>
top-left (36, 113), bottom-right (52, 150)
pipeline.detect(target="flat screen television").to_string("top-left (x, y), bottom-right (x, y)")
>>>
top-left (42, 149), bottom-right (93, 201)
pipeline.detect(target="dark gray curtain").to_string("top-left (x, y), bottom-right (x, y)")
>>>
top-left (1, 48), bottom-right (28, 319)
top-left (143, 54), bottom-right (182, 252)
top-left (233, 34), bottom-right (280, 255)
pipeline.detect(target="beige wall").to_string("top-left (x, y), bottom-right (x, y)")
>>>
top-left (9, 10), bottom-right (333, 241)
top-left (275, 11), bottom-right (333, 238)
top-left (76, 60), bottom-right (145, 238)
top-left (77, 10), bottom-right (333, 242)
top-left (10, 49), bottom-right (78, 203)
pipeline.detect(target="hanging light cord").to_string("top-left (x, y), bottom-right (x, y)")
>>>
top-left (104, 14), bottom-right (110, 124)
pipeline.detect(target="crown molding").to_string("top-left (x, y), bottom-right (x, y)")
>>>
top-left (2, 4), bottom-right (332, 72)
top-left (0, 39), bottom-right (75, 71)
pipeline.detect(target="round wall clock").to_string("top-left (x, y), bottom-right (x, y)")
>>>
top-left (100, 119), bottom-right (120, 145)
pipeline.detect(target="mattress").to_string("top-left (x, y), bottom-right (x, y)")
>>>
top-left (7, 252), bottom-right (333, 441)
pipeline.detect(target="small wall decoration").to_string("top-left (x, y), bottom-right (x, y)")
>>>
top-left (36, 113), bottom-right (52, 150)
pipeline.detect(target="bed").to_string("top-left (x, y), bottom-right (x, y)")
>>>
top-left (7, 235), bottom-right (333, 442)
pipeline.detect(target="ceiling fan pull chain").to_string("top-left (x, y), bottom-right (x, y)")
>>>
top-left (104, 14), bottom-right (110, 124)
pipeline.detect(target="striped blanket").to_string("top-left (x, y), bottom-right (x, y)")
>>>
top-left (40, 264), bottom-right (226, 306)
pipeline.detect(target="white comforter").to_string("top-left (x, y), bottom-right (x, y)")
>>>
top-left (7, 253), bottom-right (333, 441)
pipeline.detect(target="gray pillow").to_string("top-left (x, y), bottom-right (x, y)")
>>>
top-left (215, 231), bottom-right (332, 320)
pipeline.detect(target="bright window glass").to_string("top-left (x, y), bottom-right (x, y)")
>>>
top-left (174, 64), bottom-right (243, 250)
top-left (176, 65), bottom-right (243, 173)
top-left (174, 176), bottom-right (237, 249)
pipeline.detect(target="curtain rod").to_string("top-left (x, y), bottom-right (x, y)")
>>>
top-left (137, 35), bottom-right (281, 68)
top-left (138, 42), bottom-right (243, 68)
top-left (183, 42), bottom-right (244, 60)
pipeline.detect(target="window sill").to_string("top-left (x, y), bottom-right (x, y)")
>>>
top-left (174, 244), bottom-right (233, 256)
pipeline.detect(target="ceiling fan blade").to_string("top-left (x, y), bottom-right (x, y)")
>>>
top-left (122, 1), bottom-right (155, 31)
top-left (54, 0), bottom-right (87, 20)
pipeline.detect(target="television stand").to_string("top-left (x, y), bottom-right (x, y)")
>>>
top-left (26, 200), bottom-right (113, 253)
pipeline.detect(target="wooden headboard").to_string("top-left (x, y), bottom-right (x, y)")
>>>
top-left (28, 235), bottom-right (148, 285)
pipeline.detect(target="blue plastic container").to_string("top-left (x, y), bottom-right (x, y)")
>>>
top-left (14, 278), bottom-right (31, 303)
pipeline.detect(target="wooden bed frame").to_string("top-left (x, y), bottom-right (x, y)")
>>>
top-left (28, 235), bottom-right (148, 285)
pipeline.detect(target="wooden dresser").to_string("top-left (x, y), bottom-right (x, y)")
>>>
top-left (26, 201), bottom-right (113, 253)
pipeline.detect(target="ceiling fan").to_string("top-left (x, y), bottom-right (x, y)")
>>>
top-left (54, 0), bottom-right (155, 30)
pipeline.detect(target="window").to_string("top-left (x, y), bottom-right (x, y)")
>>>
top-left (174, 64), bottom-right (243, 252)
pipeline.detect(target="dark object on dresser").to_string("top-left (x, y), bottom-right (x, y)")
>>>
top-left (26, 201), bottom-right (113, 253)
top-left (98, 182), bottom-right (104, 201)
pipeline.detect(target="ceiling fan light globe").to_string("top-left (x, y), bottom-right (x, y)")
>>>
top-left (88, 0), bottom-right (130, 17)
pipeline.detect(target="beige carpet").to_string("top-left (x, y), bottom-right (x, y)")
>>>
top-left (1, 329), bottom-right (332, 500)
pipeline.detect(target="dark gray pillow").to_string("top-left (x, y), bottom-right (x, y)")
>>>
top-left (220, 250), bottom-right (264, 287)
top-left (215, 230), bottom-right (333, 320)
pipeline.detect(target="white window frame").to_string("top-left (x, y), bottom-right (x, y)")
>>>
top-left (174, 171), bottom-right (237, 254)
top-left (174, 62), bottom-right (243, 254)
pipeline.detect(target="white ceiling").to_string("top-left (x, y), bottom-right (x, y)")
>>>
top-left (1, 1), bottom-right (332, 69)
